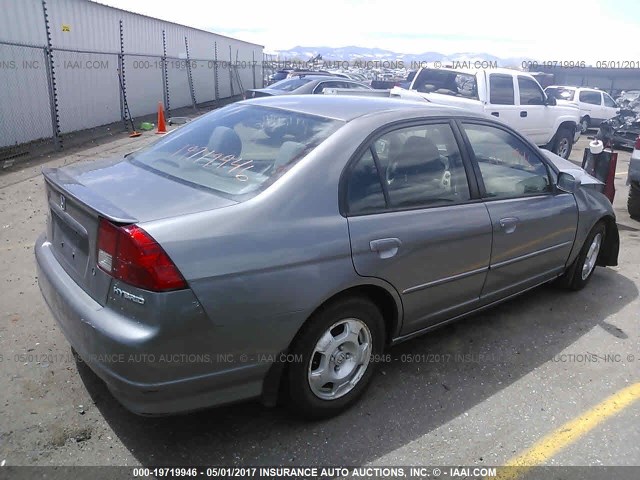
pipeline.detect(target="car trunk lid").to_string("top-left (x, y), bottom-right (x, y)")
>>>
top-left (43, 158), bottom-right (236, 304)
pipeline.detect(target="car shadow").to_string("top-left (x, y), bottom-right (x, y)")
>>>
top-left (77, 268), bottom-right (637, 466)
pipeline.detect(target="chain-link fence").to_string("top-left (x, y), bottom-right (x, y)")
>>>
top-left (0, 42), bottom-right (53, 156)
top-left (0, 39), bottom-right (258, 161)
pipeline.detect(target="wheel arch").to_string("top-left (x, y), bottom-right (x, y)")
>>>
top-left (260, 280), bottom-right (403, 407)
top-left (596, 214), bottom-right (619, 267)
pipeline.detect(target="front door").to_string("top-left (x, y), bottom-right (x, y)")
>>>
top-left (459, 121), bottom-right (578, 303)
top-left (345, 122), bottom-right (493, 334)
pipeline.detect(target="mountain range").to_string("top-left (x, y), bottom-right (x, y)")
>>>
top-left (266, 45), bottom-right (529, 68)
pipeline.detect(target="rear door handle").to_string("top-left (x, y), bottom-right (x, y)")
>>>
top-left (499, 217), bottom-right (519, 234)
top-left (520, 111), bottom-right (527, 117)
top-left (369, 238), bottom-right (401, 259)
top-left (491, 112), bottom-right (499, 117)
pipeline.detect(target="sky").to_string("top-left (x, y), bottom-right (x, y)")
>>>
top-left (95, 0), bottom-right (639, 60)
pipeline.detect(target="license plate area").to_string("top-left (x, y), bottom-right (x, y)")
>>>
top-left (51, 208), bottom-right (89, 274)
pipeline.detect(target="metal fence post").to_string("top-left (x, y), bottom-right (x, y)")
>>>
top-left (41, 0), bottom-right (62, 149)
top-left (213, 42), bottom-right (219, 104)
top-left (252, 51), bottom-right (256, 89)
top-left (118, 19), bottom-right (128, 131)
top-left (161, 29), bottom-right (171, 117)
top-left (229, 45), bottom-right (234, 97)
top-left (185, 36), bottom-right (197, 110)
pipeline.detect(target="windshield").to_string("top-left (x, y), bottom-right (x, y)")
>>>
top-left (546, 87), bottom-right (575, 101)
top-left (268, 77), bottom-right (315, 92)
top-left (130, 104), bottom-right (343, 199)
top-left (411, 69), bottom-right (478, 99)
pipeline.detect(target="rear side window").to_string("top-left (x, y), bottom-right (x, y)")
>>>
top-left (130, 104), bottom-right (342, 199)
top-left (375, 123), bottom-right (470, 208)
top-left (518, 76), bottom-right (545, 105)
top-left (411, 69), bottom-right (478, 99)
top-left (579, 90), bottom-right (602, 105)
top-left (489, 74), bottom-right (515, 105)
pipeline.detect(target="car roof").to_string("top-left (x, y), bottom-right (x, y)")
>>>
top-left (548, 85), bottom-right (600, 92)
top-left (239, 94), bottom-right (480, 122)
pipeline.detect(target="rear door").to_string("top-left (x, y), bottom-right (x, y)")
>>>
top-left (345, 121), bottom-right (493, 334)
top-left (458, 121), bottom-right (578, 303)
top-left (486, 73), bottom-right (520, 127)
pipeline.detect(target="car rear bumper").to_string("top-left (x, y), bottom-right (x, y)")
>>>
top-left (35, 234), bottom-right (267, 415)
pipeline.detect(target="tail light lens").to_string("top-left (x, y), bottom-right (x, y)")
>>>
top-left (97, 218), bottom-right (187, 292)
top-left (635, 136), bottom-right (640, 150)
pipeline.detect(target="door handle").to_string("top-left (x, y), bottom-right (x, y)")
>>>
top-left (369, 238), bottom-right (401, 259)
top-left (499, 217), bottom-right (519, 234)
top-left (491, 112), bottom-right (499, 117)
top-left (520, 111), bottom-right (528, 117)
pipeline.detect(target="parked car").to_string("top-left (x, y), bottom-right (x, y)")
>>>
top-left (395, 67), bottom-right (581, 159)
top-left (545, 86), bottom-right (620, 133)
top-left (267, 69), bottom-right (292, 85)
top-left (245, 76), bottom-right (372, 140)
top-left (286, 69), bottom-right (331, 79)
top-left (245, 75), bottom-right (371, 99)
top-left (627, 136), bottom-right (640, 219)
top-left (35, 96), bottom-right (619, 418)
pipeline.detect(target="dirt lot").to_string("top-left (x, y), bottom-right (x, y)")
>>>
top-left (0, 130), bottom-right (638, 471)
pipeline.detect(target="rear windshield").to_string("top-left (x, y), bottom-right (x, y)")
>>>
top-left (411, 69), bottom-right (478, 99)
top-left (546, 87), bottom-right (575, 101)
top-left (269, 77), bottom-right (314, 92)
top-left (129, 104), bottom-right (343, 199)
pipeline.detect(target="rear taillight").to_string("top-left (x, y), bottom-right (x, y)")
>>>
top-left (97, 218), bottom-right (186, 292)
top-left (635, 136), bottom-right (640, 151)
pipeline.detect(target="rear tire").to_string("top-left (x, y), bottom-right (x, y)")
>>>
top-left (628, 181), bottom-right (640, 220)
top-left (552, 127), bottom-right (574, 159)
top-left (557, 221), bottom-right (606, 291)
top-left (286, 296), bottom-right (384, 419)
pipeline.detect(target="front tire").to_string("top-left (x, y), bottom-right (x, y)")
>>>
top-left (558, 221), bottom-right (606, 290)
top-left (628, 181), bottom-right (640, 220)
top-left (580, 117), bottom-right (590, 134)
top-left (552, 127), bottom-right (574, 159)
top-left (286, 297), bottom-right (384, 419)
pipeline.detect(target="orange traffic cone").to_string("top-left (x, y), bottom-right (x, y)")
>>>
top-left (156, 102), bottom-right (167, 134)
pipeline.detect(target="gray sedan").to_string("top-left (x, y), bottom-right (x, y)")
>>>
top-left (35, 96), bottom-right (619, 418)
top-left (245, 75), bottom-right (371, 98)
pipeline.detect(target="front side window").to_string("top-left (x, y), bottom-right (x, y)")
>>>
top-left (518, 76), bottom-right (545, 105)
top-left (130, 104), bottom-right (342, 199)
top-left (372, 123), bottom-right (471, 209)
top-left (462, 123), bottom-right (551, 198)
top-left (603, 94), bottom-right (618, 108)
top-left (489, 74), bottom-right (515, 105)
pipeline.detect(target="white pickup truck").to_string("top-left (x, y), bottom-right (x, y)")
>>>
top-left (392, 67), bottom-right (581, 159)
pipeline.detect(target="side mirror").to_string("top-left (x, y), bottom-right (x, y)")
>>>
top-left (545, 95), bottom-right (557, 106)
top-left (557, 172), bottom-right (580, 193)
